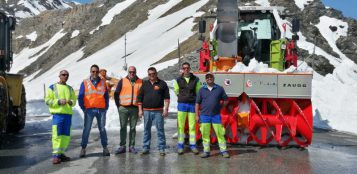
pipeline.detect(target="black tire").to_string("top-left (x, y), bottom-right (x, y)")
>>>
top-left (6, 85), bottom-right (26, 133)
top-left (0, 83), bottom-right (9, 134)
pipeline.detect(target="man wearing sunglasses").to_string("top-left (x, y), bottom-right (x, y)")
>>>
top-left (173, 62), bottom-right (201, 155)
top-left (78, 64), bottom-right (110, 157)
top-left (137, 67), bottom-right (170, 156)
top-left (114, 66), bottom-right (142, 154)
top-left (45, 70), bottom-right (77, 164)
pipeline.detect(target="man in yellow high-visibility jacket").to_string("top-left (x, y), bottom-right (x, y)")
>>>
top-left (45, 70), bottom-right (77, 164)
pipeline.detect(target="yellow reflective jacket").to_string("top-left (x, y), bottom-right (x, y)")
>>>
top-left (45, 83), bottom-right (77, 115)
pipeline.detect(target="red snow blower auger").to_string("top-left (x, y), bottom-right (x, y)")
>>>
top-left (184, 1), bottom-right (313, 148)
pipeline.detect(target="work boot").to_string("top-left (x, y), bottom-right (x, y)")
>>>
top-left (190, 145), bottom-right (199, 155)
top-left (177, 148), bottom-right (184, 155)
top-left (103, 147), bottom-right (110, 156)
top-left (140, 149), bottom-right (150, 155)
top-left (159, 150), bottom-right (166, 156)
top-left (129, 146), bottom-right (138, 154)
top-left (115, 146), bottom-right (126, 154)
top-left (60, 154), bottom-right (71, 162)
top-left (221, 151), bottom-right (230, 158)
top-left (200, 152), bottom-right (210, 158)
top-left (191, 147), bottom-right (199, 155)
top-left (52, 157), bottom-right (61, 165)
top-left (79, 148), bottom-right (86, 158)
top-left (177, 143), bottom-right (184, 155)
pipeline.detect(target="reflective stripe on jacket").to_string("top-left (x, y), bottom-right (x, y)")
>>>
top-left (83, 78), bottom-right (106, 109)
top-left (119, 78), bottom-right (142, 106)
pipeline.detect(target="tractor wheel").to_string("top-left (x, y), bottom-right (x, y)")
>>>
top-left (6, 85), bottom-right (26, 133)
top-left (0, 81), bottom-right (9, 134)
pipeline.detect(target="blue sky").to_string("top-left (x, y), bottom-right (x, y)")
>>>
top-left (321, 0), bottom-right (357, 19)
top-left (68, 0), bottom-right (357, 19)
top-left (70, 0), bottom-right (93, 3)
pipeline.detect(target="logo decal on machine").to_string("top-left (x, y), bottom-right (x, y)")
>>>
top-left (224, 79), bottom-right (231, 86)
top-left (246, 80), bottom-right (252, 88)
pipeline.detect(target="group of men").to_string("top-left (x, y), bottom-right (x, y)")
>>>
top-left (45, 62), bottom-right (230, 165)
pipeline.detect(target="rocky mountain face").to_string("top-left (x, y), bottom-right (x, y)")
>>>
top-left (0, 0), bottom-right (72, 19)
top-left (7, 0), bottom-right (357, 80)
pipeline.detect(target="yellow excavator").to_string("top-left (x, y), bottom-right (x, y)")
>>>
top-left (0, 12), bottom-right (26, 134)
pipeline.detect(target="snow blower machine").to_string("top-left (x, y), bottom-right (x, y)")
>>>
top-left (190, 0), bottom-right (313, 148)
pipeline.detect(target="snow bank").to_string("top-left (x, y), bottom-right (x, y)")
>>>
top-left (294, 0), bottom-right (311, 11)
top-left (315, 16), bottom-right (349, 60)
top-left (312, 59), bottom-right (357, 133)
top-left (255, 0), bottom-right (270, 7)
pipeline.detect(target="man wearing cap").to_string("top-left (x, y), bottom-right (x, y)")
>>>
top-left (173, 62), bottom-right (201, 155)
top-left (195, 72), bottom-right (230, 158)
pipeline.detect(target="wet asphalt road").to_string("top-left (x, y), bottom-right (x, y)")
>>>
top-left (1, 115), bottom-right (357, 174)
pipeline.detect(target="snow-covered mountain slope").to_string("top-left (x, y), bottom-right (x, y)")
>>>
top-left (0, 0), bottom-right (71, 19)
top-left (11, 0), bottom-right (357, 134)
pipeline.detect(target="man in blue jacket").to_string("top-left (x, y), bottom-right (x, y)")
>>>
top-left (195, 72), bottom-right (230, 158)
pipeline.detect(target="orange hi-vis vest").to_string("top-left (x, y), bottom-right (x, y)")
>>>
top-left (84, 78), bottom-right (107, 109)
top-left (119, 78), bottom-right (142, 106)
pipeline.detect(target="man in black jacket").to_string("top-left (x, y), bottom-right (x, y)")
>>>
top-left (173, 62), bottom-right (201, 155)
top-left (138, 67), bottom-right (170, 156)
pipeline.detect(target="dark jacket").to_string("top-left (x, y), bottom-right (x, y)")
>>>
top-left (176, 73), bottom-right (199, 103)
top-left (137, 79), bottom-right (170, 110)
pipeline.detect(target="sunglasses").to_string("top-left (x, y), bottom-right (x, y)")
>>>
top-left (60, 74), bottom-right (69, 77)
top-left (182, 67), bottom-right (190, 70)
top-left (91, 70), bottom-right (99, 73)
top-left (129, 71), bottom-right (136, 74)
top-left (148, 72), bottom-right (156, 76)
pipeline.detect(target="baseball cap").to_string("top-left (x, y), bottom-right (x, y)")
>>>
top-left (205, 72), bottom-right (214, 78)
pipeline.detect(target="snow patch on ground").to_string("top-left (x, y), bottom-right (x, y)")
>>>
top-left (92, 0), bottom-right (137, 32)
top-left (26, 31), bottom-right (37, 41)
top-left (312, 60), bottom-right (357, 133)
top-left (294, 0), bottom-right (311, 11)
top-left (315, 16), bottom-right (349, 60)
top-left (71, 30), bottom-right (80, 38)
top-left (152, 58), bottom-right (179, 71)
top-left (22, 0), bottom-right (208, 100)
top-left (255, 0), bottom-right (270, 6)
top-left (11, 29), bottom-right (67, 73)
top-left (297, 32), bottom-right (340, 66)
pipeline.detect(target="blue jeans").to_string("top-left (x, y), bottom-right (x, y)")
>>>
top-left (81, 108), bottom-right (108, 148)
top-left (143, 110), bottom-right (166, 151)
